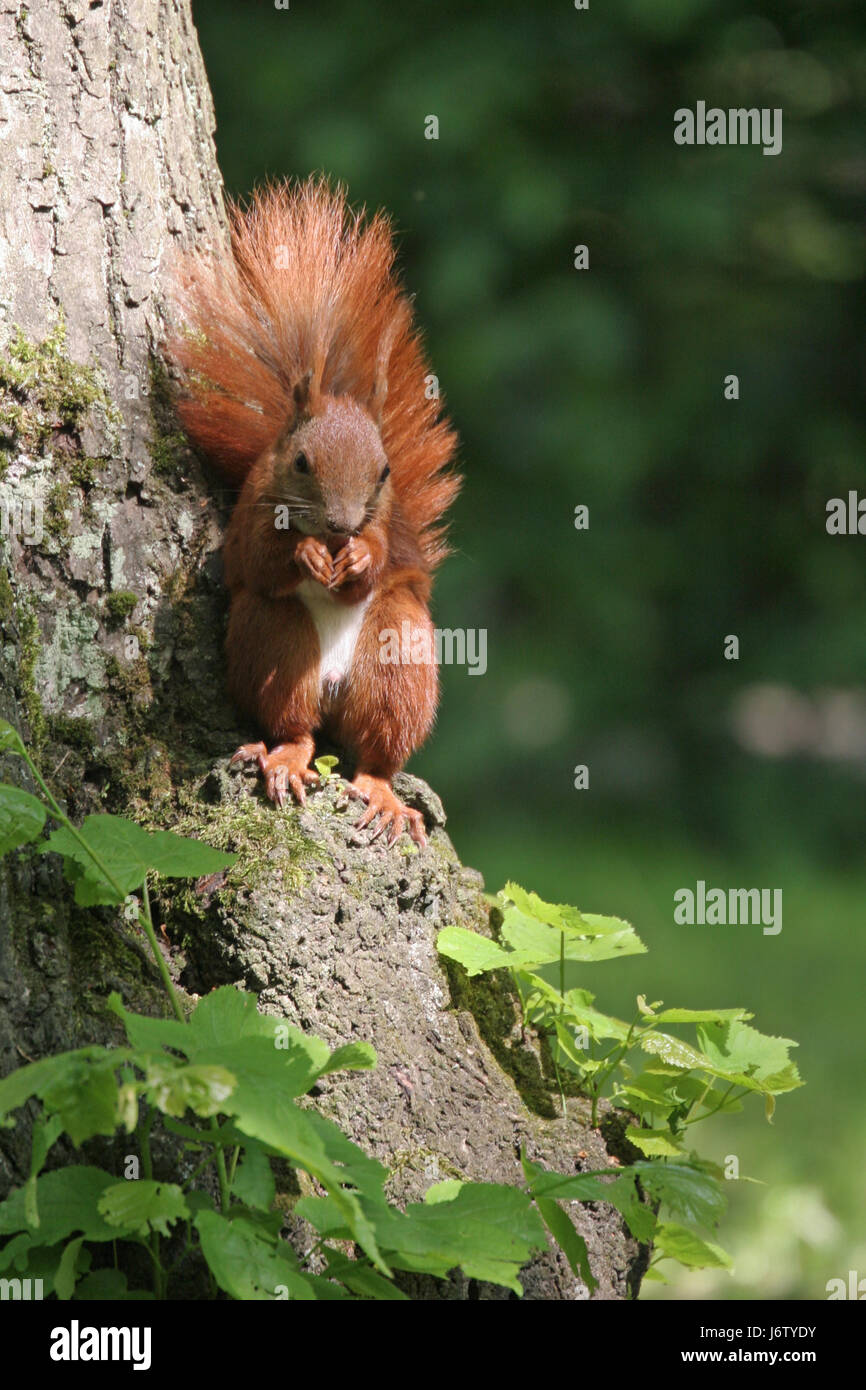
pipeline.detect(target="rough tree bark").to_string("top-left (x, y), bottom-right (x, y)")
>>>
top-left (0, 0), bottom-right (647, 1299)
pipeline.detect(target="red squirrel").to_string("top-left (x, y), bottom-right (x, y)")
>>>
top-left (168, 178), bottom-right (460, 846)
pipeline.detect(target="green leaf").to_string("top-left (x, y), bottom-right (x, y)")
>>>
top-left (502, 883), bottom-right (591, 931)
top-left (97, 1180), bottom-right (189, 1237)
top-left (653, 1222), bottom-right (733, 1269)
top-left (0, 783), bottom-right (46, 854)
top-left (54, 1236), bottom-right (86, 1301)
top-left (534, 1195), bottom-right (598, 1291)
top-left (29, 1112), bottom-right (63, 1185)
top-left (639, 1031), bottom-right (716, 1072)
top-left (302, 1110), bottom-right (390, 1203)
top-left (74, 1269), bottom-right (134, 1300)
top-left (0, 1167), bottom-right (119, 1243)
top-left (323, 1252), bottom-right (407, 1300)
top-left (580, 912), bottom-right (648, 945)
top-left (187, 1036), bottom-right (325, 1112)
top-left (185, 988), bottom-right (331, 1081)
top-left (612, 1086), bottom-right (676, 1122)
top-left (41, 1056), bottom-right (121, 1145)
top-left (145, 1060), bottom-right (236, 1118)
top-left (615, 1070), bottom-right (708, 1115)
top-left (600, 1173), bottom-right (657, 1243)
top-left (110, 986), bottom-right (343, 1096)
top-left (632, 1162), bottom-right (727, 1228)
top-left (436, 925), bottom-right (516, 976)
top-left (646, 1007), bottom-right (751, 1025)
top-left (522, 1157), bottom-right (656, 1243)
top-left (438, 905), bottom-right (646, 977)
top-left (423, 1180), bottom-right (464, 1205)
top-left (625, 1126), bottom-right (685, 1158)
top-left (44, 815), bottom-right (236, 905)
top-left (23, 1176), bottom-right (39, 1229)
top-left (195, 1209), bottom-right (314, 1300)
top-left (0, 1046), bottom-right (132, 1143)
top-left (562, 989), bottom-right (631, 1042)
top-left (0, 1231), bottom-right (33, 1271)
top-left (299, 1274), bottom-right (354, 1300)
top-left (232, 1145), bottom-right (276, 1212)
top-left (696, 1020), bottom-right (803, 1095)
top-left (294, 1194), bottom-right (352, 1239)
top-left (187, 1035), bottom-right (387, 1273)
top-left (0, 718), bottom-right (26, 755)
top-left (501, 884), bottom-right (646, 959)
top-left (367, 1183), bottom-right (548, 1294)
top-left (502, 908), bottom-right (645, 966)
top-left (106, 992), bottom-right (192, 1054)
top-left (314, 754), bottom-right (339, 782)
top-left (186, 986), bottom-right (281, 1049)
top-left (550, 1019), bottom-right (592, 1072)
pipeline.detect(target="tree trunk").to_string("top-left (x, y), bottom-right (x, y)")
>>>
top-left (0, 0), bottom-right (646, 1299)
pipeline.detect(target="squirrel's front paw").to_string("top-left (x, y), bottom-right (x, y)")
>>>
top-left (330, 536), bottom-right (372, 589)
top-left (296, 535), bottom-right (334, 586)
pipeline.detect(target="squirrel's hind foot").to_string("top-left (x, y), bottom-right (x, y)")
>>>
top-left (346, 773), bottom-right (427, 848)
top-left (230, 738), bottom-right (318, 808)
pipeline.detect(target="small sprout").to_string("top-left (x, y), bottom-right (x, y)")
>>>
top-left (314, 754), bottom-right (339, 784)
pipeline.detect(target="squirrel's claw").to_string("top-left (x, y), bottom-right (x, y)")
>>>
top-left (296, 535), bottom-right (334, 587)
top-left (230, 741), bottom-right (268, 768)
top-left (403, 809), bottom-right (427, 847)
top-left (236, 742), bottom-right (319, 808)
top-left (330, 537), bottom-right (372, 590)
top-left (265, 763), bottom-right (291, 807)
top-left (346, 774), bottom-right (427, 848)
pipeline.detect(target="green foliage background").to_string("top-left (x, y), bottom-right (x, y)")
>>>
top-left (191, 0), bottom-right (866, 1298)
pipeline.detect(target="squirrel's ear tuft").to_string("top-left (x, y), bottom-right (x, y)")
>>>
top-left (293, 368), bottom-right (320, 421)
top-left (369, 300), bottom-right (410, 426)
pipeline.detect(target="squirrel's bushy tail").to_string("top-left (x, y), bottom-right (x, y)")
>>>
top-left (169, 176), bottom-right (460, 567)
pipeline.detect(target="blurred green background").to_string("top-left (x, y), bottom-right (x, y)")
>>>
top-left (192, 0), bottom-right (866, 1299)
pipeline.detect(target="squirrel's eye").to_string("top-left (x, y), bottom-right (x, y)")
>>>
top-left (294, 452), bottom-right (310, 474)
top-left (380, 464), bottom-right (390, 482)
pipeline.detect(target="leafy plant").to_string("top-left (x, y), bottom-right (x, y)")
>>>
top-left (0, 717), bottom-right (233, 1017)
top-left (0, 985), bottom-right (547, 1299)
top-left (437, 882), bottom-right (803, 1280)
top-left (0, 721), bottom-right (799, 1295)
top-left (0, 985), bottom-right (724, 1299)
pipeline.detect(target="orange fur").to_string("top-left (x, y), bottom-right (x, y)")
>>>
top-left (168, 176), bottom-right (460, 568)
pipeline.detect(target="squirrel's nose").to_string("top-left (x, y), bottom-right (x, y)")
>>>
top-left (325, 513), bottom-right (362, 537)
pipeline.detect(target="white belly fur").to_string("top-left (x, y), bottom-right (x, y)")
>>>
top-left (296, 581), bottom-right (372, 696)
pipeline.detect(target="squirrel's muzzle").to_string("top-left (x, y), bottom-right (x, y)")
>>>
top-left (325, 511), bottom-right (364, 538)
